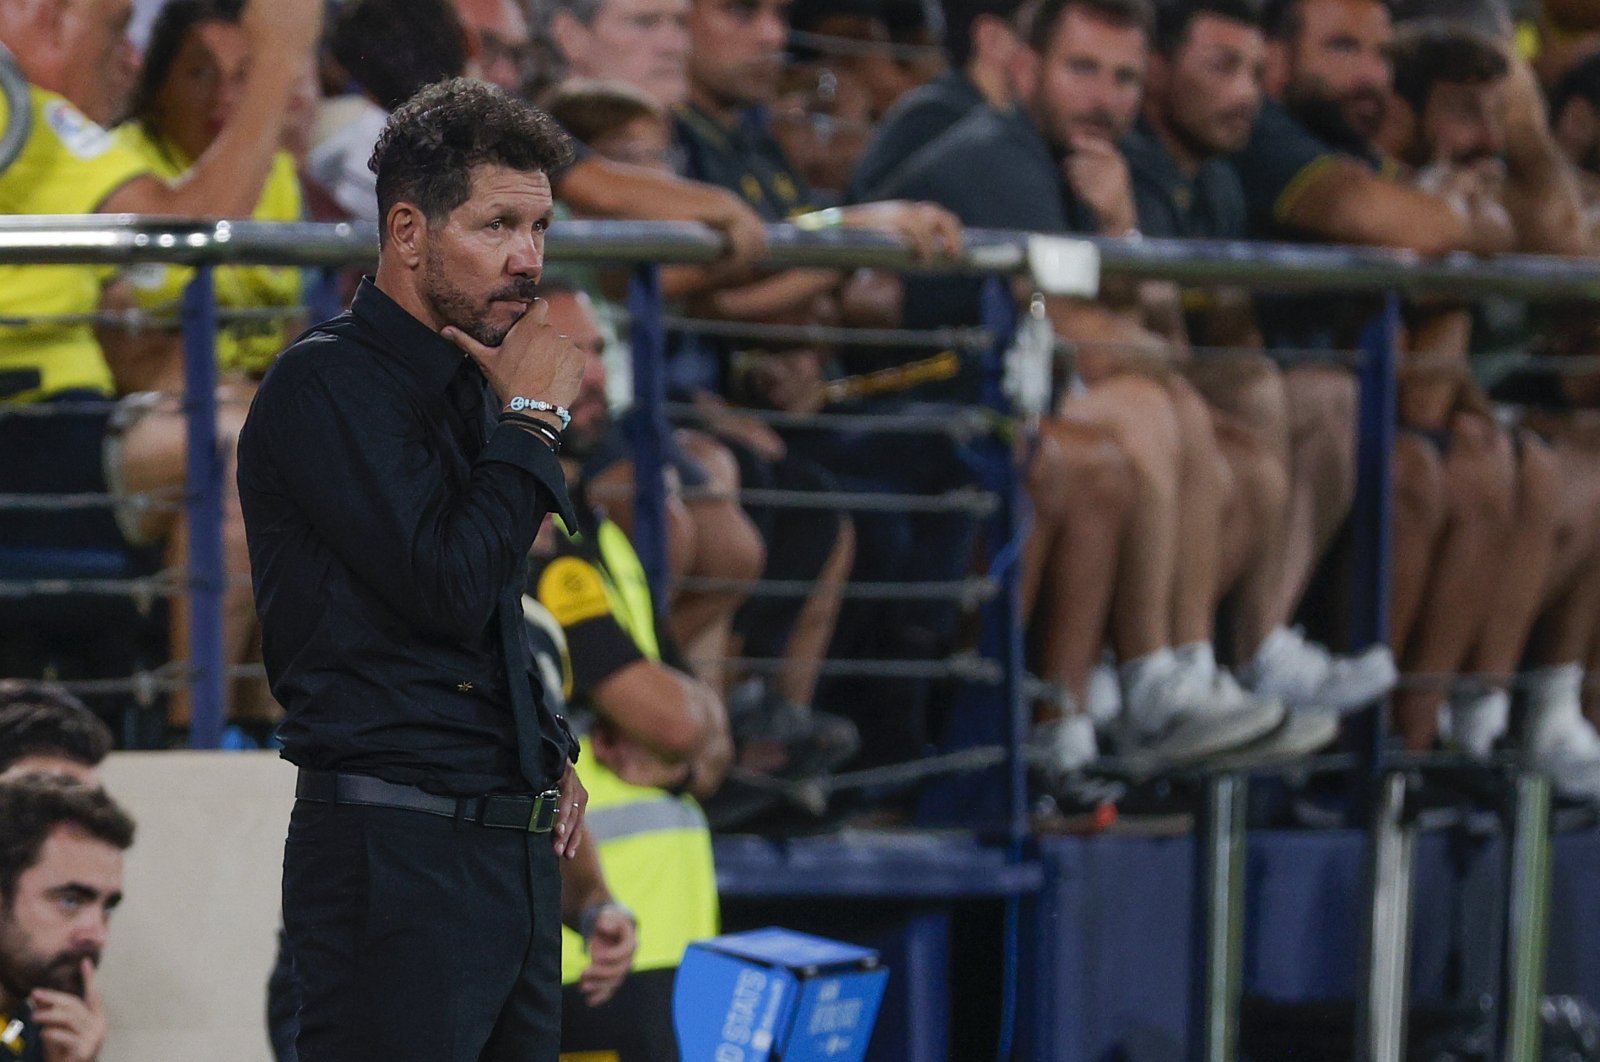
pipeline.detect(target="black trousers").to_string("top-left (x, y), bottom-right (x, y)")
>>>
top-left (281, 799), bottom-right (562, 1062)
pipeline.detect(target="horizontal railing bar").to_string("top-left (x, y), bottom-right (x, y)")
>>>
top-left (661, 402), bottom-right (998, 438)
top-left (672, 575), bottom-right (998, 605)
top-left (728, 487), bottom-right (1000, 515)
top-left (661, 315), bottom-right (995, 351)
top-left (0, 217), bottom-right (1596, 298)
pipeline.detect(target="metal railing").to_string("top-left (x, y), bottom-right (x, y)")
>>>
top-left (2, 215), bottom-right (1595, 1061)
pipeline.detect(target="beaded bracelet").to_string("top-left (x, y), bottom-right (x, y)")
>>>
top-left (498, 410), bottom-right (563, 451)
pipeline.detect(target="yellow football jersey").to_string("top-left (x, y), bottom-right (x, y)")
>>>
top-left (113, 123), bottom-right (303, 375)
top-left (0, 86), bottom-right (150, 400)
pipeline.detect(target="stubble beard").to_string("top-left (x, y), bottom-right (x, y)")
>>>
top-left (421, 244), bottom-right (537, 348)
top-left (0, 914), bottom-right (93, 1001)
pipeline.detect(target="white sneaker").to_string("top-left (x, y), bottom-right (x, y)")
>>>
top-left (1440, 687), bottom-right (1509, 759)
top-left (1119, 649), bottom-right (1285, 764)
top-left (1240, 627), bottom-right (1397, 714)
top-left (1524, 665), bottom-right (1600, 804)
top-left (1026, 714), bottom-right (1099, 780)
top-left (1086, 661), bottom-right (1122, 732)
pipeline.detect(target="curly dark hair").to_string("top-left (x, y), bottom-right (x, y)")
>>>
top-left (370, 78), bottom-right (573, 243)
top-left (0, 776), bottom-right (134, 903)
top-left (0, 681), bottom-right (113, 775)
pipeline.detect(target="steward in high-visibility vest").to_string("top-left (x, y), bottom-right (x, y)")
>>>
top-left (527, 495), bottom-right (719, 1062)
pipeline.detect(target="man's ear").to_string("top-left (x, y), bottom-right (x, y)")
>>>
top-left (384, 203), bottom-right (427, 269)
top-left (1009, 45), bottom-right (1039, 103)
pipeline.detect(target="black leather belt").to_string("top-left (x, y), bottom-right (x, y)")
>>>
top-left (296, 770), bottom-right (561, 833)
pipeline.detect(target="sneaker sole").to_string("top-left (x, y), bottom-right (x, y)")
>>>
top-left (1204, 711), bottom-right (1340, 771)
top-left (1126, 701), bottom-right (1286, 767)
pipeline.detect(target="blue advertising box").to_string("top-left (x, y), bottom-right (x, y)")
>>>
top-left (673, 928), bottom-right (889, 1062)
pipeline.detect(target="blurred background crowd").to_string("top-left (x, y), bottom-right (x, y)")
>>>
top-left (6, 0), bottom-right (1600, 1052)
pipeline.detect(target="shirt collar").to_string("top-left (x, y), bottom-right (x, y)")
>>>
top-left (350, 278), bottom-right (476, 396)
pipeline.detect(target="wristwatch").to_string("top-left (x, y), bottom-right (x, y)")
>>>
top-left (506, 396), bottom-right (571, 430)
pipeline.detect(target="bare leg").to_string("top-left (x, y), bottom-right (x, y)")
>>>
top-left (1188, 358), bottom-right (1293, 659)
top-left (1391, 415), bottom-right (1515, 750)
top-left (1166, 378), bottom-right (1230, 647)
top-left (1388, 434), bottom-right (1448, 661)
top-left (1021, 420), bottom-right (1134, 717)
top-left (118, 392), bottom-right (259, 730)
top-left (1463, 432), bottom-right (1561, 685)
top-left (1057, 374), bottom-right (1182, 662)
top-left (774, 518), bottom-right (852, 708)
top-left (1213, 414), bottom-right (1290, 614)
top-left (1272, 367), bottom-right (1358, 623)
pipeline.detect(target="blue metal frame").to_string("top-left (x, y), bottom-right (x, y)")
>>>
top-left (180, 267), bottom-right (226, 748)
top-left (1349, 296), bottom-right (1399, 764)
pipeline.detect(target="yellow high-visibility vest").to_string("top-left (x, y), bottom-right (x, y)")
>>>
top-left (560, 741), bottom-right (719, 983)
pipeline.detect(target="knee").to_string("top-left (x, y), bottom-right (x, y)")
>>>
top-left (1237, 440), bottom-right (1290, 526)
top-left (1393, 434), bottom-right (1446, 536)
top-left (1169, 382), bottom-right (1228, 492)
top-left (1445, 414), bottom-right (1516, 529)
top-left (1028, 424), bottom-right (1134, 526)
top-left (1287, 367), bottom-right (1357, 448)
top-left (699, 507), bottom-right (767, 583)
top-left (677, 429), bottom-right (741, 493)
top-left (1517, 431), bottom-right (1562, 526)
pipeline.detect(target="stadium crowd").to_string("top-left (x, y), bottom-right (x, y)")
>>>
top-left (9, 0), bottom-right (1600, 1052)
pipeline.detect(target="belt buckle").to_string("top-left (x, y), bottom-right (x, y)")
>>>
top-left (529, 788), bottom-right (560, 833)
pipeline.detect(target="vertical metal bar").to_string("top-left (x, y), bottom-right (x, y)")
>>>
top-left (1190, 773), bottom-right (1248, 1062)
top-left (180, 267), bottom-right (225, 749)
top-left (1358, 772), bottom-right (1416, 1062)
top-left (977, 275), bottom-right (1026, 845)
top-left (1501, 773), bottom-right (1553, 1062)
top-left (1349, 297), bottom-right (1399, 766)
top-left (625, 264), bottom-right (669, 605)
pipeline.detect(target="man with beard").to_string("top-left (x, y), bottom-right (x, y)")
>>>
top-left (876, 0), bottom-right (1290, 768)
top-left (239, 80), bottom-right (590, 1061)
top-left (1128, 0), bottom-right (1396, 742)
top-left (1374, 24), bottom-right (1600, 799)
top-left (0, 775), bottom-right (135, 1062)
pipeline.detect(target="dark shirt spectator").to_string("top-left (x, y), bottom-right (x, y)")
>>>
top-left (1231, 96), bottom-right (1381, 240)
top-left (237, 278), bottom-right (580, 797)
top-left (847, 69), bottom-right (985, 201)
top-left (1124, 124), bottom-right (1247, 240)
top-left (673, 103), bottom-right (817, 218)
top-left (879, 105), bottom-right (1097, 330)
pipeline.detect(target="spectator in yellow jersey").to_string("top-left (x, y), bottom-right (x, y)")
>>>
top-left (0, 0), bottom-right (321, 735)
top-left (100, 0), bottom-right (308, 395)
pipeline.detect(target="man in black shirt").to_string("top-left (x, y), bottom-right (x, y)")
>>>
top-left (238, 80), bottom-right (589, 1062)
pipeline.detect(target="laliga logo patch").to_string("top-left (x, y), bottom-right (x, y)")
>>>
top-left (44, 100), bottom-right (114, 160)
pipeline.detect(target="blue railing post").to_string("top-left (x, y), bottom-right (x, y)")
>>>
top-left (180, 267), bottom-right (226, 748)
top-left (977, 275), bottom-right (1028, 846)
top-left (1349, 295), bottom-right (1399, 764)
top-left (625, 264), bottom-right (670, 603)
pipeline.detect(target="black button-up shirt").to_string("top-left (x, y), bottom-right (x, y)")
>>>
top-left (238, 279), bottom-right (579, 796)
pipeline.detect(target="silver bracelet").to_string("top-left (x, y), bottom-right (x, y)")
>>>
top-left (506, 396), bottom-right (571, 430)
